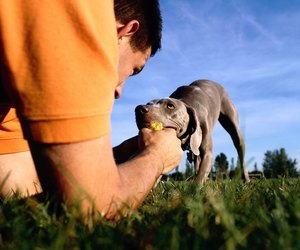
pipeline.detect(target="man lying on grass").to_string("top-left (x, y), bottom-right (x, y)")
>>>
top-left (0, 0), bottom-right (183, 219)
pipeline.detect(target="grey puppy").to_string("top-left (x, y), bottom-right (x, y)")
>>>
top-left (135, 79), bottom-right (250, 184)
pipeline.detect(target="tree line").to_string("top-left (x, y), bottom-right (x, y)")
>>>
top-left (213, 148), bottom-right (298, 179)
top-left (166, 148), bottom-right (298, 181)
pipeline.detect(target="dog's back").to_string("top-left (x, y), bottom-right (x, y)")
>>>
top-left (170, 80), bottom-right (224, 128)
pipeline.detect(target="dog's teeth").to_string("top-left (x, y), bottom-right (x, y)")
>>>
top-left (149, 121), bottom-right (164, 131)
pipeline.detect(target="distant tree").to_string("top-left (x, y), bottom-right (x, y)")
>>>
top-left (228, 157), bottom-right (237, 179)
top-left (214, 153), bottom-right (229, 172)
top-left (229, 157), bottom-right (236, 171)
top-left (253, 162), bottom-right (258, 172)
top-left (214, 153), bottom-right (229, 179)
top-left (262, 148), bottom-right (298, 178)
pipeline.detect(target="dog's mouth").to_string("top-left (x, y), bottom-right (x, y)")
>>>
top-left (135, 111), bottom-right (181, 135)
top-left (135, 104), bottom-right (188, 137)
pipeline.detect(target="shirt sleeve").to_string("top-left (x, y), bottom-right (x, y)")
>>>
top-left (0, 0), bottom-right (118, 143)
top-left (0, 107), bottom-right (29, 153)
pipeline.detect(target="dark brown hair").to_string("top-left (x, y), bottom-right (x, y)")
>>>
top-left (114, 0), bottom-right (162, 57)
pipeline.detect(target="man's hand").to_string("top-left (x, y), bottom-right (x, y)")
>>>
top-left (138, 128), bottom-right (183, 174)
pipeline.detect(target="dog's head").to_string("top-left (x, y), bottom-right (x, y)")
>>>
top-left (135, 98), bottom-right (201, 155)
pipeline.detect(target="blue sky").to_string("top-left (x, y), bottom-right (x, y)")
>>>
top-left (111, 0), bottom-right (300, 171)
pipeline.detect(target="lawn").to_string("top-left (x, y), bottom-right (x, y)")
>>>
top-left (1, 178), bottom-right (300, 250)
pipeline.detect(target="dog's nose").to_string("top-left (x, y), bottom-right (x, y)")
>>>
top-left (135, 105), bottom-right (149, 114)
top-left (136, 105), bottom-right (149, 114)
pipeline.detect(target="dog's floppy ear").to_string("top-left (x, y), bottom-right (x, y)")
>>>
top-left (185, 105), bottom-right (201, 156)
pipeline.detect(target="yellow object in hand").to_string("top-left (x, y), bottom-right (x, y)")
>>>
top-left (149, 121), bottom-right (164, 131)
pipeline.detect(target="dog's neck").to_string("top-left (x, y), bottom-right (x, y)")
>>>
top-left (179, 132), bottom-right (191, 151)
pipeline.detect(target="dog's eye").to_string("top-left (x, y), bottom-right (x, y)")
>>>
top-left (167, 103), bottom-right (175, 110)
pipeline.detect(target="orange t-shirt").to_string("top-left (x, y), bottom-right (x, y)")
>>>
top-left (0, 1), bottom-right (118, 154)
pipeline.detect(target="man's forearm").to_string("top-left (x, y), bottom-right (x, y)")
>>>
top-left (29, 135), bottom-right (164, 220)
top-left (111, 149), bottom-right (163, 212)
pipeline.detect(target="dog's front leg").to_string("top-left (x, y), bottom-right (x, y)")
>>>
top-left (194, 137), bottom-right (213, 185)
top-left (194, 155), bottom-right (201, 175)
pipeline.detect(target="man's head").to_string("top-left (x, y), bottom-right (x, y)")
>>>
top-left (114, 0), bottom-right (162, 98)
top-left (114, 0), bottom-right (162, 56)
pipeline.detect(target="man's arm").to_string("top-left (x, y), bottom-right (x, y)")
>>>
top-left (29, 128), bottom-right (182, 219)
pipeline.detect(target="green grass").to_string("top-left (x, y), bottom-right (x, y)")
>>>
top-left (1, 178), bottom-right (300, 250)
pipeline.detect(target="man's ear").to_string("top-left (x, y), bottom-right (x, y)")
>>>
top-left (185, 105), bottom-right (201, 156)
top-left (117, 20), bottom-right (140, 42)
